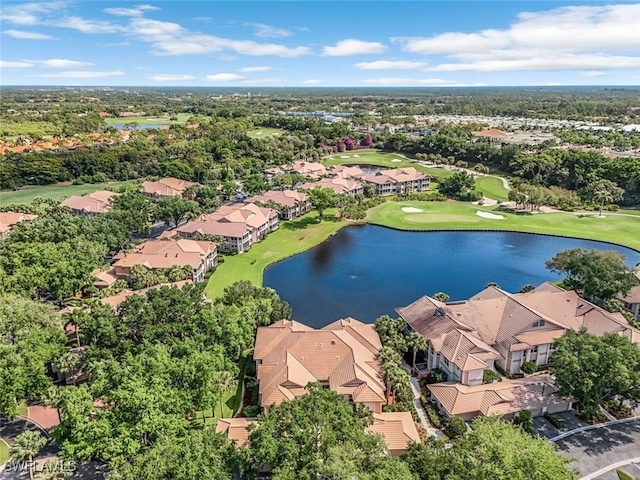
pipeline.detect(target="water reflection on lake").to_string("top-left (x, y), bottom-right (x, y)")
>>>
top-left (263, 225), bottom-right (640, 328)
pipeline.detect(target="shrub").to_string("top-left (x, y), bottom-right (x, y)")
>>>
top-left (383, 402), bottom-right (419, 422)
top-left (420, 394), bottom-right (429, 407)
top-left (543, 412), bottom-right (563, 429)
top-left (425, 404), bottom-right (444, 429)
top-left (603, 400), bottom-right (633, 419)
top-left (513, 410), bottom-right (533, 434)
top-left (616, 470), bottom-right (634, 480)
top-left (483, 369), bottom-right (501, 384)
top-left (242, 405), bottom-right (260, 417)
top-left (426, 368), bottom-right (448, 384)
top-left (605, 204), bottom-right (620, 212)
top-left (444, 416), bottom-right (468, 439)
top-left (521, 361), bottom-right (538, 375)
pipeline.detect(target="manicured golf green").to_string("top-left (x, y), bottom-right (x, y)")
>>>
top-left (367, 201), bottom-right (640, 251)
top-left (0, 181), bottom-right (130, 206)
top-left (323, 150), bottom-right (453, 179)
top-left (204, 209), bottom-right (347, 298)
top-left (0, 438), bottom-right (9, 464)
top-left (247, 128), bottom-right (285, 138)
top-left (103, 113), bottom-right (191, 125)
top-left (475, 176), bottom-right (510, 201)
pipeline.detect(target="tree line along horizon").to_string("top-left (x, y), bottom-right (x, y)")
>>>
top-left (1, 88), bottom-right (640, 479)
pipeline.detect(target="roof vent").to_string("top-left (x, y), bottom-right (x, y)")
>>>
top-left (331, 340), bottom-right (336, 345)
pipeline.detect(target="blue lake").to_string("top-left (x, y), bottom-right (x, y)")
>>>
top-left (263, 225), bottom-right (640, 328)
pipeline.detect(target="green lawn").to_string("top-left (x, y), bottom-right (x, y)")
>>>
top-left (0, 438), bottom-right (9, 464)
top-left (103, 113), bottom-right (191, 125)
top-left (205, 209), bottom-right (348, 298)
top-left (247, 128), bottom-right (286, 139)
top-left (0, 181), bottom-right (130, 206)
top-left (475, 176), bottom-right (510, 201)
top-left (323, 150), bottom-right (454, 180)
top-left (367, 200), bottom-right (640, 251)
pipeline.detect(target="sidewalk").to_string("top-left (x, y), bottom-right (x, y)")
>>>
top-left (408, 375), bottom-right (442, 439)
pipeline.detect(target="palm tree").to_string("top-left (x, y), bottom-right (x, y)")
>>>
top-left (433, 292), bottom-right (450, 302)
top-left (167, 265), bottom-right (184, 282)
top-left (214, 371), bottom-right (236, 418)
top-left (9, 430), bottom-right (47, 480)
top-left (519, 284), bottom-right (535, 293)
top-left (406, 332), bottom-right (427, 373)
top-left (593, 189), bottom-right (614, 217)
top-left (54, 351), bottom-right (79, 385)
top-left (381, 362), bottom-right (405, 403)
top-left (378, 346), bottom-right (402, 365)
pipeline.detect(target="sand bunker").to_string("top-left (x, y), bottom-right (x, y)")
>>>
top-left (392, 159), bottom-right (402, 163)
top-left (402, 207), bottom-right (423, 213)
top-left (255, 131), bottom-right (262, 134)
top-left (340, 155), bottom-right (350, 158)
top-left (476, 211), bottom-right (504, 220)
top-left (353, 154), bottom-right (360, 157)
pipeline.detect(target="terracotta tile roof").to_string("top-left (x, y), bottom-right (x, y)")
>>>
top-left (91, 268), bottom-right (119, 288)
top-left (398, 283), bottom-right (640, 366)
top-left (368, 412), bottom-right (420, 454)
top-left (246, 190), bottom-right (309, 208)
top-left (112, 238), bottom-right (216, 270)
top-left (331, 165), bottom-right (366, 179)
top-left (254, 318), bottom-right (386, 410)
top-left (215, 418), bottom-right (257, 447)
top-left (300, 177), bottom-right (363, 195)
top-left (291, 160), bottom-right (327, 177)
top-left (384, 167), bottom-right (429, 183)
top-left (619, 285), bottom-right (640, 304)
top-left (179, 202), bottom-right (277, 239)
top-left (60, 190), bottom-right (117, 214)
top-left (0, 211), bottom-right (37, 234)
top-left (142, 177), bottom-right (197, 197)
top-left (428, 375), bottom-right (567, 418)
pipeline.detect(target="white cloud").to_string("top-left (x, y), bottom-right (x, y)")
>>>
top-left (0, 60), bottom-right (33, 69)
top-left (322, 39), bottom-right (386, 56)
top-left (206, 73), bottom-right (246, 82)
top-left (125, 18), bottom-right (309, 57)
top-left (426, 53), bottom-right (640, 72)
top-left (32, 70), bottom-right (125, 78)
top-left (581, 71), bottom-right (610, 78)
top-left (35, 59), bottom-right (94, 68)
top-left (300, 79), bottom-right (324, 85)
top-left (0, 2), bottom-right (65, 26)
top-left (3, 29), bottom-right (56, 40)
top-left (64, 16), bottom-right (123, 34)
top-left (361, 77), bottom-right (484, 87)
top-left (245, 22), bottom-right (292, 38)
top-left (238, 66), bottom-right (272, 72)
top-left (397, 4), bottom-right (640, 73)
top-left (104, 5), bottom-right (160, 17)
top-left (354, 60), bottom-right (426, 70)
top-left (150, 74), bottom-right (195, 81)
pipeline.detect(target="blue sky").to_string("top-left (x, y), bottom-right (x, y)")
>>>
top-left (1, 1), bottom-right (639, 86)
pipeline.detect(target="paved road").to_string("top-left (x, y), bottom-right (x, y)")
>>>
top-left (555, 418), bottom-right (640, 479)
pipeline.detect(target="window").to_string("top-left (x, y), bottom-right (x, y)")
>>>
top-left (532, 319), bottom-right (546, 328)
top-left (531, 346), bottom-right (538, 353)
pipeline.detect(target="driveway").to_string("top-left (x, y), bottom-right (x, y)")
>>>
top-left (554, 418), bottom-right (640, 479)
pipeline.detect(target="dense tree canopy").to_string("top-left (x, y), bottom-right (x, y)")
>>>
top-left (402, 416), bottom-right (577, 480)
top-left (552, 329), bottom-right (640, 418)
top-left (0, 295), bottom-right (67, 418)
top-left (245, 383), bottom-right (413, 480)
top-left (546, 248), bottom-right (637, 301)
